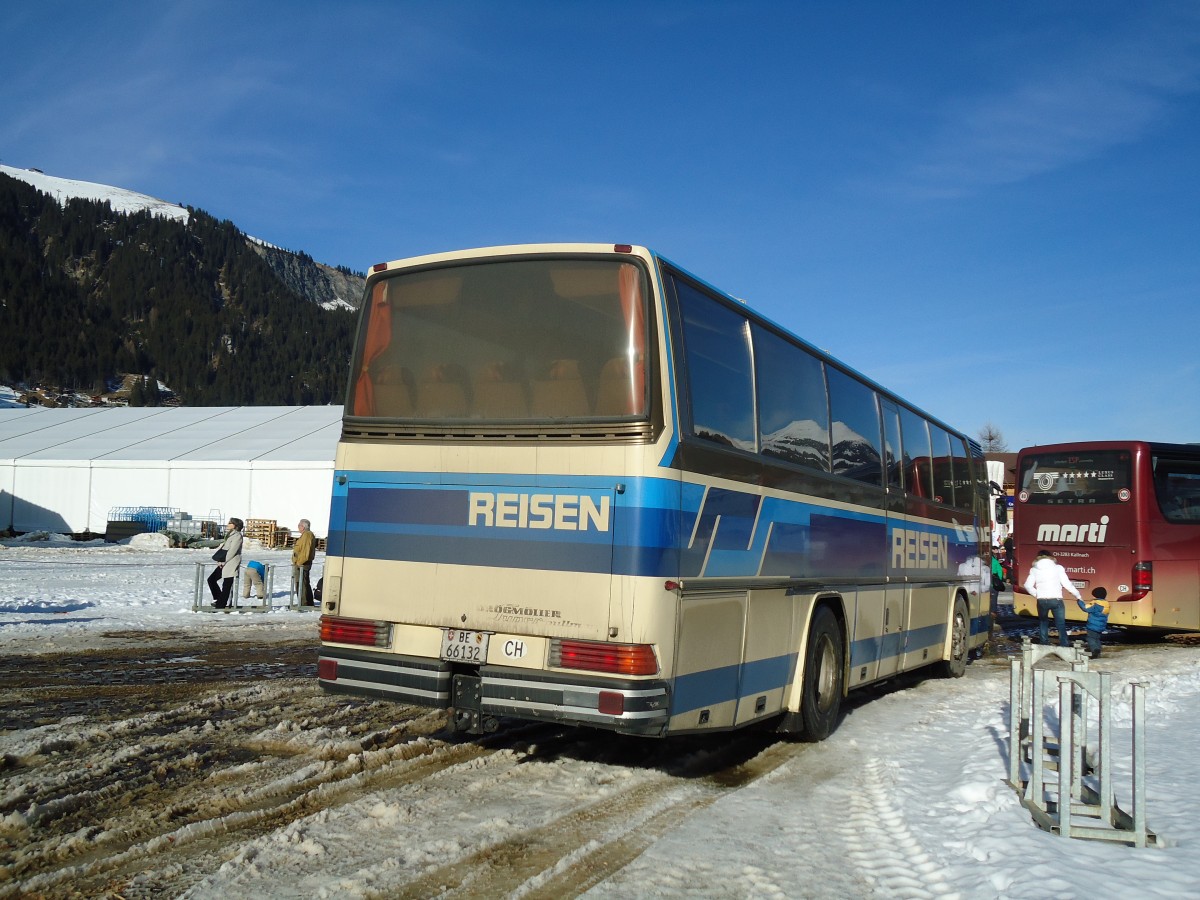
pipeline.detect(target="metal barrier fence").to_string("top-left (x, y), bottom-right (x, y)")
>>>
top-left (1007, 637), bottom-right (1157, 847)
top-left (192, 563), bottom-right (317, 613)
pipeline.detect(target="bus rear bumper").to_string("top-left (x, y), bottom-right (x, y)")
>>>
top-left (318, 646), bottom-right (671, 736)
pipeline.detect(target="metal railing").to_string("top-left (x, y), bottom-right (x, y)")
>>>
top-left (192, 562), bottom-right (271, 612)
top-left (192, 562), bottom-right (318, 612)
top-left (1007, 637), bottom-right (1157, 847)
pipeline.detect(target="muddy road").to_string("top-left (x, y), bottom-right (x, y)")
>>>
top-left (0, 635), bottom-right (806, 899)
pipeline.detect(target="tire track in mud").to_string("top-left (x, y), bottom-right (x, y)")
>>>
top-left (391, 737), bottom-right (804, 899)
top-left (839, 758), bottom-right (958, 899)
top-left (0, 638), bottom-right (608, 898)
top-left (94, 721), bottom-right (594, 899)
top-left (0, 640), bottom-right (431, 895)
top-left (2, 637), bottom-right (809, 899)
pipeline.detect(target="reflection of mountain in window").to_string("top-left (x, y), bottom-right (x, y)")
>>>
top-left (832, 419), bottom-right (882, 483)
top-left (762, 419), bottom-right (829, 468)
top-left (694, 427), bottom-right (756, 453)
top-left (753, 323), bottom-right (830, 471)
top-left (676, 278), bottom-right (756, 450)
top-left (827, 367), bottom-right (882, 485)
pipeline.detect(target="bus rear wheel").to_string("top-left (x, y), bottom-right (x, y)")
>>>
top-left (940, 595), bottom-right (969, 678)
top-left (799, 605), bottom-right (844, 741)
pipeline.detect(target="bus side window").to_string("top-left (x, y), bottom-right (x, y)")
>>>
top-left (827, 367), bottom-right (882, 485)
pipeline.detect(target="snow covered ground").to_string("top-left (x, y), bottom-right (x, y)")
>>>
top-left (2, 534), bottom-right (1199, 898)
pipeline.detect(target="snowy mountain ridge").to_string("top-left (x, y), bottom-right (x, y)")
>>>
top-left (1, 162), bottom-right (365, 311)
top-left (0, 163), bottom-right (190, 224)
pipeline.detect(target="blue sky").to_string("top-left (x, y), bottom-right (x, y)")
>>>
top-left (3, 1), bottom-right (1198, 451)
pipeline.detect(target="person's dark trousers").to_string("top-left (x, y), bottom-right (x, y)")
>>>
top-left (299, 564), bottom-right (313, 606)
top-left (1037, 598), bottom-right (1068, 647)
top-left (208, 567), bottom-right (233, 607)
top-left (1086, 629), bottom-right (1103, 657)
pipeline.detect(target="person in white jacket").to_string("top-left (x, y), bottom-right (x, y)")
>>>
top-left (1022, 549), bottom-right (1082, 647)
top-left (208, 517), bottom-right (244, 609)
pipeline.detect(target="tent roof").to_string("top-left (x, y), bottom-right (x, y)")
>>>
top-left (0, 406), bottom-right (343, 463)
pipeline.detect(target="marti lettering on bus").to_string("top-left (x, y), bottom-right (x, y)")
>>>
top-left (1036, 516), bottom-right (1109, 544)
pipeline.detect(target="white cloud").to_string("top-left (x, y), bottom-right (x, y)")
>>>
top-left (897, 8), bottom-right (1200, 199)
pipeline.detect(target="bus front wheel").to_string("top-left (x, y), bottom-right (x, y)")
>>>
top-left (800, 606), bottom-right (845, 741)
top-left (940, 595), bottom-right (970, 678)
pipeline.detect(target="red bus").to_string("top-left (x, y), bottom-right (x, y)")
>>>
top-left (1013, 441), bottom-right (1200, 631)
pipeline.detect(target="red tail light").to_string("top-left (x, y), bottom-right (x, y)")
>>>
top-left (598, 691), bottom-right (625, 715)
top-left (320, 616), bottom-right (391, 648)
top-left (1130, 562), bottom-right (1153, 601)
top-left (550, 639), bottom-right (658, 676)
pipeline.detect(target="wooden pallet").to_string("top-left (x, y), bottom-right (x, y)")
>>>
top-left (245, 518), bottom-right (277, 547)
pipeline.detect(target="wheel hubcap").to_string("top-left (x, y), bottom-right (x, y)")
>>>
top-left (816, 636), bottom-right (837, 711)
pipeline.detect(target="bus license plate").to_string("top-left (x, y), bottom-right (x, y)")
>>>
top-left (441, 628), bottom-right (490, 663)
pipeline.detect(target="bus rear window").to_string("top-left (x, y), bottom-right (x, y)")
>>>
top-left (1019, 450), bottom-right (1131, 505)
top-left (350, 258), bottom-right (649, 423)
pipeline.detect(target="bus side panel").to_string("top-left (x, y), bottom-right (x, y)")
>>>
top-left (903, 585), bottom-right (954, 671)
top-left (667, 587), bottom-right (808, 732)
top-left (1153, 560), bottom-right (1200, 629)
top-left (669, 591), bottom-right (746, 731)
top-left (850, 587), bottom-right (883, 686)
top-left (735, 589), bottom-right (798, 726)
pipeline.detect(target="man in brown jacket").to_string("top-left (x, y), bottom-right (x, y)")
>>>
top-left (292, 518), bottom-right (317, 606)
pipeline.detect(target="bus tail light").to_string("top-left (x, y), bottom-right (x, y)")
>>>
top-left (598, 691), bottom-right (625, 715)
top-left (549, 639), bottom-right (659, 676)
top-left (320, 615), bottom-right (391, 648)
top-left (1129, 562), bottom-right (1153, 601)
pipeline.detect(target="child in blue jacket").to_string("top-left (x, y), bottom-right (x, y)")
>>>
top-left (1077, 587), bottom-right (1110, 658)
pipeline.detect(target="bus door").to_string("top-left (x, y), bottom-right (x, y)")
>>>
top-left (878, 585), bottom-right (907, 679)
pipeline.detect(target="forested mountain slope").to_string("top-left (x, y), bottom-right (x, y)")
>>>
top-left (0, 171), bottom-right (362, 405)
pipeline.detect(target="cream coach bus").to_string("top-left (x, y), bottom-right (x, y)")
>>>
top-left (317, 243), bottom-right (991, 739)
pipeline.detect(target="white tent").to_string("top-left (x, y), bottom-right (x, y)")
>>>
top-left (0, 406), bottom-right (342, 536)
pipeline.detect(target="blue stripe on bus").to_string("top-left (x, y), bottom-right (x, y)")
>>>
top-left (345, 531), bottom-right (615, 572)
top-left (971, 613), bottom-right (989, 637)
top-left (850, 621), bottom-right (948, 669)
top-left (670, 653), bottom-right (796, 716)
top-left (329, 471), bottom-right (977, 580)
top-left (671, 619), bottom-right (958, 719)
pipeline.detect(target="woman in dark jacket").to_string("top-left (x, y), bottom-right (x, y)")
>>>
top-left (208, 517), bottom-right (244, 608)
